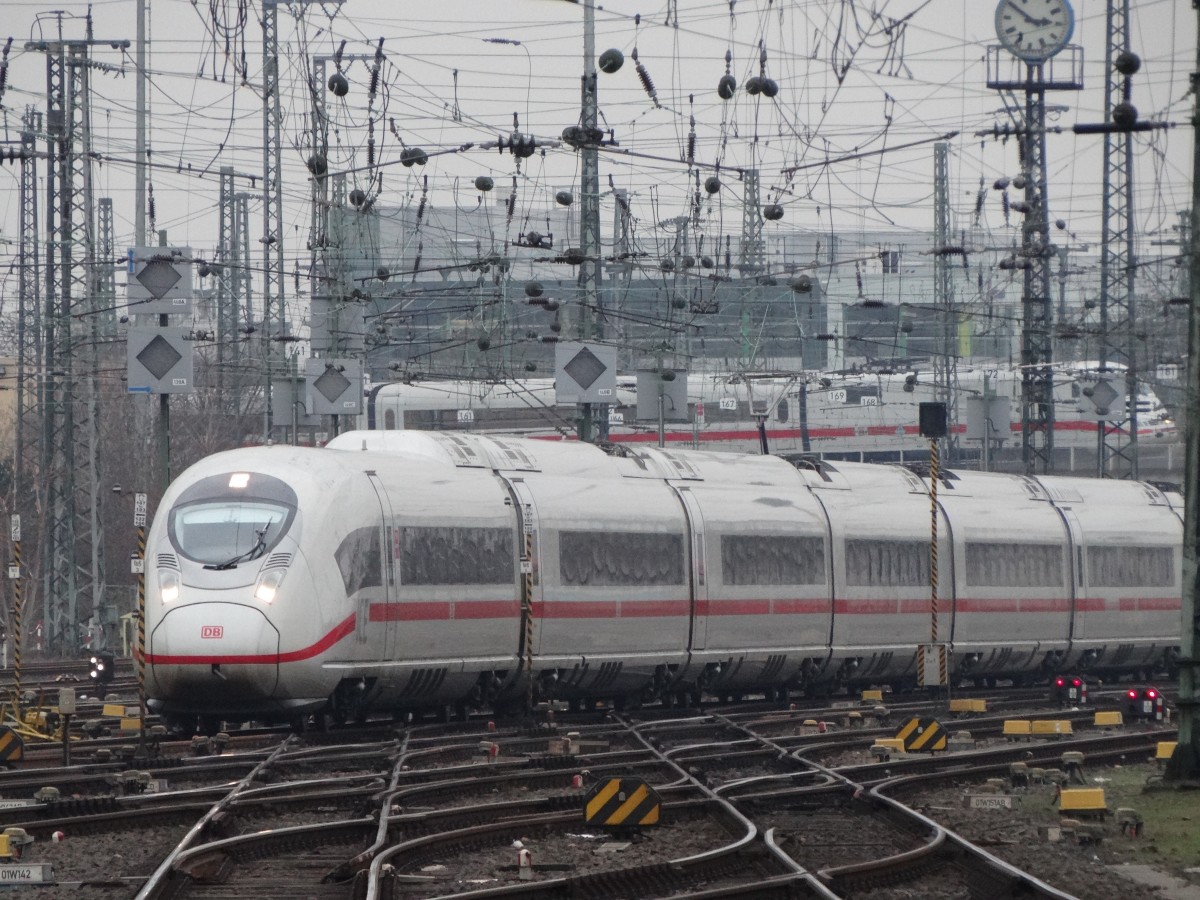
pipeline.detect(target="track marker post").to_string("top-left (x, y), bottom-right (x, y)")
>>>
top-left (918, 403), bottom-right (949, 701)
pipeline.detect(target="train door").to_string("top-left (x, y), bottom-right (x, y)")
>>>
top-left (670, 485), bottom-right (708, 650)
top-left (1054, 506), bottom-right (1086, 643)
top-left (500, 477), bottom-right (544, 681)
top-left (365, 473), bottom-right (396, 660)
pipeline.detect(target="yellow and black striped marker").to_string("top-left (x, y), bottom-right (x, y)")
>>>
top-left (584, 777), bottom-right (662, 827)
top-left (0, 726), bottom-right (24, 766)
top-left (894, 717), bottom-right (947, 752)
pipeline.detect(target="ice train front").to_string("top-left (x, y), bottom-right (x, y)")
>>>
top-left (144, 448), bottom-right (349, 722)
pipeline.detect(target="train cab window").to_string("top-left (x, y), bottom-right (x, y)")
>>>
top-left (168, 472), bottom-right (297, 566)
top-left (384, 409), bottom-right (397, 430)
top-left (398, 526), bottom-right (514, 585)
top-left (722, 534), bottom-right (823, 585)
top-left (559, 531), bottom-right (684, 586)
top-left (777, 400), bottom-right (789, 423)
top-left (1088, 546), bottom-right (1174, 588)
top-left (966, 542), bottom-right (1063, 587)
top-left (335, 527), bottom-right (383, 596)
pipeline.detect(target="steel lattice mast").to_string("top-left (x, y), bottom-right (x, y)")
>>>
top-left (932, 141), bottom-right (959, 464)
top-left (29, 35), bottom-right (128, 652)
top-left (1096, 0), bottom-right (1138, 478)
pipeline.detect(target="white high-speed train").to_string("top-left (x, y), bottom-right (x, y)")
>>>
top-left (145, 431), bottom-right (1181, 725)
top-left (361, 365), bottom-right (1176, 458)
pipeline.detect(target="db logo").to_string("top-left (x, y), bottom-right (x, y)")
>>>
top-left (201, 626), bottom-right (224, 639)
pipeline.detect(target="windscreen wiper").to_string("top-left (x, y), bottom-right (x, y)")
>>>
top-left (204, 525), bottom-right (269, 570)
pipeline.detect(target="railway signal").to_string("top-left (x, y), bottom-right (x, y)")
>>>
top-left (89, 651), bottom-right (115, 700)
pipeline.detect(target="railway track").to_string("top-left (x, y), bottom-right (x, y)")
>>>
top-left (2, 693), bottom-right (1178, 899)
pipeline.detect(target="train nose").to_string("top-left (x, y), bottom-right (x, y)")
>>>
top-left (148, 603), bottom-right (280, 714)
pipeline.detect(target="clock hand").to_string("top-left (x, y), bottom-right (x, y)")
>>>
top-left (1005, 0), bottom-right (1042, 26)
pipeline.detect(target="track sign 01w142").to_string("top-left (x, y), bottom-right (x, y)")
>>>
top-left (126, 247), bottom-right (193, 316)
top-left (127, 326), bottom-right (195, 394)
top-left (305, 358), bottom-right (363, 415)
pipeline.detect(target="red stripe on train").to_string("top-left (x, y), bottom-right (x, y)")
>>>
top-left (145, 613), bottom-right (356, 666)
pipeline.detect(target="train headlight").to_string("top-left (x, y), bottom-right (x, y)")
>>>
top-left (253, 568), bottom-right (286, 604)
top-left (158, 569), bottom-right (181, 604)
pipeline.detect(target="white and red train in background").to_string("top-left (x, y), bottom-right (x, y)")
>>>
top-left (145, 430), bottom-right (1181, 725)
top-left (359, 363), bottom-right (1176, 458)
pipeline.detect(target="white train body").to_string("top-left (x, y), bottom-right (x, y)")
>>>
top-left (362, 366), bottom-right (1175, 458)
top-left (145, 431), bottom-right (1182, 721)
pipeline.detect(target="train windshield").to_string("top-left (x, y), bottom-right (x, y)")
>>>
top-left (168, 471), bottom-right (298, 566)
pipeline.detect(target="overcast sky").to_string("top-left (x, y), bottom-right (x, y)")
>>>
top-left (0, 0), bottom-right (1192, 313)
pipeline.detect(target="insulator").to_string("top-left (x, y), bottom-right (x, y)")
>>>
top-left (1115, 50), bottom-right (1141, 76)
top-left (477, 337), bottom-right (490, 351)
top-left (526, 231), bottom-right (543, 246)
top-left (855, 264), bottom-right (863, 293)
top-left (1012, 174), bottom-right (1026, 190)
top-left (704, 175), bottom-right (720, 194)
top-left (377, 267), bottom-right (390, 281)
top-left (660, 258), bottom-right (675, 272)
top-left (635, 62), bottom-right (658, 104)
top-left (349, 188), bottom-right (366, 207)
top-left (761, 78), bottom-right (779, 98)
top-left (746, 75), bottom-right (764, 95)
top-left (333, 39), bottom-right (345, 66)
top-left (686, 127), bottom-right (696, 164)
top-left (718, 74), bottom-right (736, 100)
top-left (400, 146), bottom-right (428, 167)
top-left (555, 190), bottom-right (573, 206)
top-left (545, 299), bottom-right (560, 312)
top-left (369, 65), bottom-right (380, 98)
top-left (763, 204), bottom-right (783, 221)
top-left (327, 72), bottom-right (349, 97)
top-left (681, 256), bottom-right (695, 269)
top-left (974, 190), bottom-right (985, 217)
top-left (416, 195), bottom-right (427, 223)
top-left (367, 137), bottom-right (375, 167)
top-left (525, 281), bottom-right (544, 298)
top-left (1113, 102), bottom-right (1138, 129)
top-left (507, 193), bottom-right (516, 219)
top-left (599, 48), bottom-right (624, 74)
top-left (700, 255), bottom-right (714, 269)
top-left (475, 175), bottom-right (494, 193)
top-left (306, 153), bottom-right (327, 176)
top-left (789, 274), bottom-right (813, 294)
top-left (993, 177), bottom-right (1009, 190)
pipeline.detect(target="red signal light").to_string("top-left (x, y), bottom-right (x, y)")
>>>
top-left (1147, 689), bottom-right (1157, 699)
top-left (1128, 690), bottom-right (1138, 699)
top-left (1055, 678), bottom-right (1065, 687)
top-left (1072, 679), bottom-right (1081, 687)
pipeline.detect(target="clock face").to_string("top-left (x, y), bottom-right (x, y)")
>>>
top-left (994, 0), bottom-right (1074, 62)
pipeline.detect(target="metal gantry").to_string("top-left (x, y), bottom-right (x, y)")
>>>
top-left (1096, 0), bottom-right (1138, 478)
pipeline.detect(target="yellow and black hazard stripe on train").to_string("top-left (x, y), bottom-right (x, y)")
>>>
top-left (583, 777), bottom-right (662, 827)
top-left (894, 717), bottom-right (947, 753)
top-left (0, 726), bottom-right (24, 766)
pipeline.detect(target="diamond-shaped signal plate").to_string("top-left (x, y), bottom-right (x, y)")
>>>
top-left (137, 335), bottom-right (183, 380)
top-left (564, 346), bottom-right (606, 390)
top-left (136, 259), bottom-right (183, 300)
top-left (1089, 380), bottom-right (1120, 418)
top-left (314, 367), bottom-right (352, 403)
